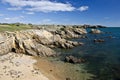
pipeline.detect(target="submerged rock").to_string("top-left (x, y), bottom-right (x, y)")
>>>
top-left (94, 39), bottom-right (105, 43)
top-left (111, 65), bottom-right (120, 80)
top-left (66, 77), bottom-right (71, 80)
top-left (65, 55), bottom-right (85, 64)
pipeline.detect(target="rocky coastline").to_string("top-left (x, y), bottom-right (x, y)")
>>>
top-left (0, 26), bottom-right (88, 56)
top-left (0, 25), bottom-right (105, 80)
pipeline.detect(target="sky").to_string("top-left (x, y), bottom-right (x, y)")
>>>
top-left (0, 0), bottom-right (120, 27)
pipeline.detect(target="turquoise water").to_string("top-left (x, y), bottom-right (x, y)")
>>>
top-left (56, 27), bottom-right (120, 80)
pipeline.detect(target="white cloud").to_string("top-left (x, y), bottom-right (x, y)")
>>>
top-left (38, 19), bottom-right (58, 24)
top-left (41, 19), bottom-right (52, 24)
top-left (42, 19), bottom-right (51, 22)
top-left (4, 18), bottom-right (11, 20)
top-left (26, 12), bottom-right (34, 15)
top-left (19, 16), bottom-right (25, 18)
top-left (3, 0), bottom-right (75, 12)
top-left (0, 14), bottom-right (4, 16)
top-left (4, 16), bottom-right (25, 23)
top-left (78, 6), bottom-right (89, 12)
top-left (7, 7), bottom-right (22, 10)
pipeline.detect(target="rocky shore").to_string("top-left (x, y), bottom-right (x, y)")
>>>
top-left (0, 25), bottom-right (104, 80)
top-left (0, 26), bottom-right (87, 56)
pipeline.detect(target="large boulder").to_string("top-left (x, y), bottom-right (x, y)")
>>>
top-left (33, 30), bottom-right (53, 45)
top-left (23, 39), bottom-right (56, 57)
top-left (14, 30), bottom-right (56, 56)
top-left (73, 28), bottom-right (87, 34)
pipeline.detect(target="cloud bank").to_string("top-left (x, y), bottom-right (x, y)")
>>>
top-left (3, 0), bottom-right (89, 12)
top-left (4, 16), bottom-right (24, 22)
top-left (3, 0), bottom-right (75, 12)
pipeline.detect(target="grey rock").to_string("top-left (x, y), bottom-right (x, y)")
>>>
top-left (55, 27), bottom-right (87, 38)
top-left (90, 29), bottom-right (102, 34)
top-left (94, 39), bottom-right (105, 43)
top-left (0, 28), bottom-right (84, 56)
top-left (65, 55), bottom-right (85, 64)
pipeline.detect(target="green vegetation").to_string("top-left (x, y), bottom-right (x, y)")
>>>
top-left (0, 23), bottom-right (32, 32)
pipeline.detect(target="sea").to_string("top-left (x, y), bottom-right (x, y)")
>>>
top-left (52, 27), bottom-right (120, 80)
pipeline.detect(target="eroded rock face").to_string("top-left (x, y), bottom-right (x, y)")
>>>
top-left (0, 30), bottom-right (56, 56)
top-left (14, 30), bottom-right (56, 56)
top-left (23, 39), bottom-right (56, 57)
top-left (0, 32), bottom-right (15, 55)
top-left (54, 40), bottom-right (83, 49)
top-left (32, 30), bottom-right (53, 45)
top-left (55, 27), bottom-right (87, 38)
top-left (0, 29), bottom-right (84, 56)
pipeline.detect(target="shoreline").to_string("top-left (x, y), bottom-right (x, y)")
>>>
top-left (0, 52), bottom-right (93, 80)
top-left (34, 57), bottom-right (93, 80)
top-left (0, 25), bottom-right (106, 80)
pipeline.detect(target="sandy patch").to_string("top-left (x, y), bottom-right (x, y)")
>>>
top-left (34, 57), bottom-right (93, 80)
top-left (0, 52), bottom-right (49, 80)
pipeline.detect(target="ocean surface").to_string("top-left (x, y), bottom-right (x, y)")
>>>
top-left (54, 27), bottom-right (120, 80)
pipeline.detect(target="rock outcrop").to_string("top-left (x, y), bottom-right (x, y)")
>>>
top-left (82, 24), bottom-right (106, 28)
top-left (13, 30), bottom-right (56, 56)
top-left (0, 29), bottom-right (84, 56)
top-left (54, 40), bottom-right (83, 49)
top-left (90, 29), bottom-right (102, 34)
top-left (0, 30), bottom-right (56, 56)
top-left (55, 27), bottom-right (87, 38)
top-left (0, 32), bottom-right (15, 55)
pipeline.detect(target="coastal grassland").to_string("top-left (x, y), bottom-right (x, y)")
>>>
top-left (34, 57), bottom-right (93, 80)
top-left (0, 24), bottom-right (32, 32)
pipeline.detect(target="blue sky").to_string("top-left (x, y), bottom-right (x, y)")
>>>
top-left (0, 0), bottom-right (120, 27)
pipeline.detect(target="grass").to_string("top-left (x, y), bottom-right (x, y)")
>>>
top-left (0, 24), bottom-right (32, 32)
